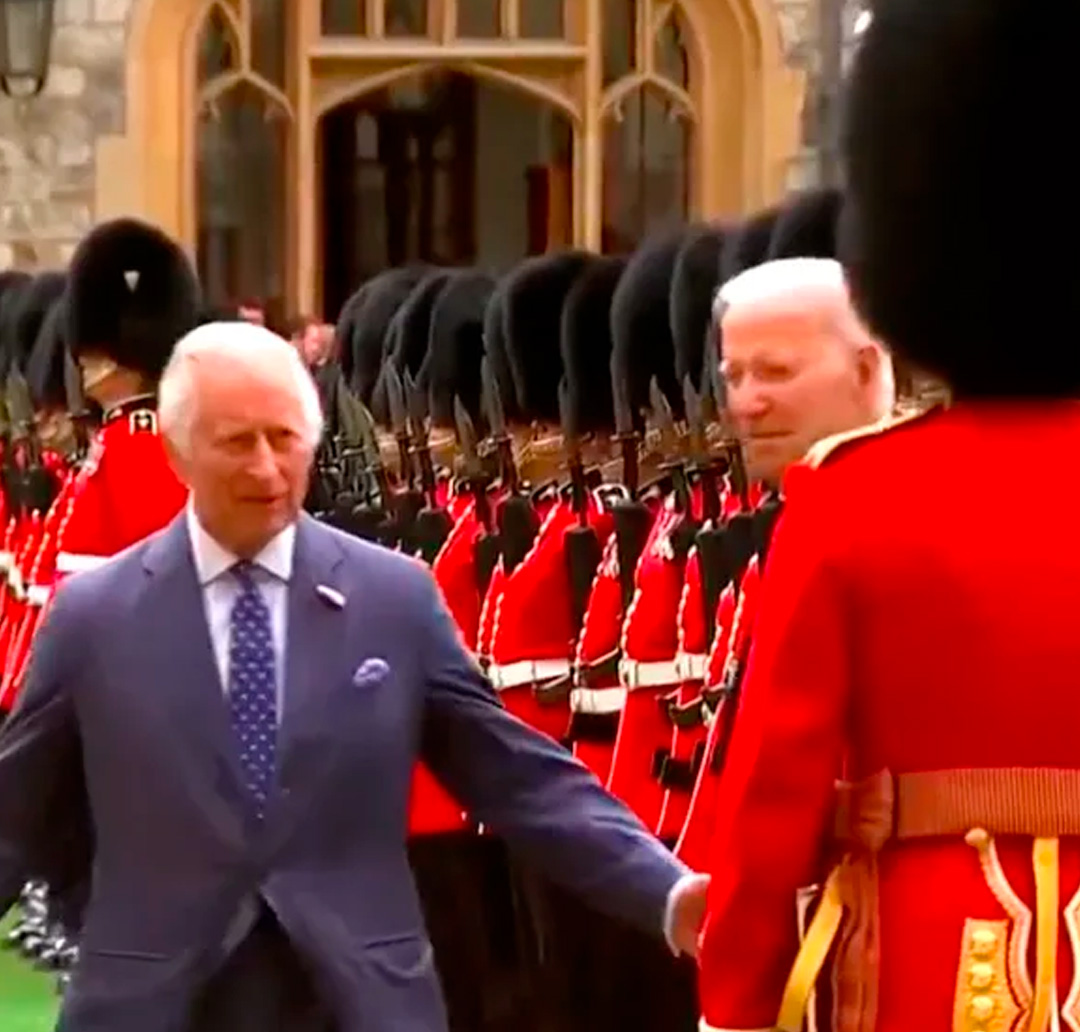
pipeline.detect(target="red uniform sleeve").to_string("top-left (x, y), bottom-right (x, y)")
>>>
top-left (698, 465), bottom-right (852, 1031)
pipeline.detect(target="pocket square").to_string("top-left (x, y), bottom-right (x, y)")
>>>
top-left (353, 658), bottom-right (390, 688)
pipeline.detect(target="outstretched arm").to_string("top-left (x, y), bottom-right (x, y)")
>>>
top-left (418, 576), bottom-right (688, 939)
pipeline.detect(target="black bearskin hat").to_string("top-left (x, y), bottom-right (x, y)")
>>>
top-left (610, 229), bottom-right (686, 429)
top-left (482, 275), bottom-right (519, 424)
top-left (26, 296), bottom-right (67, 411)
top-left (671, 224), bottom-right (727, 392)
top-left (841, 0), bottom-right (1065, 396)
top-left (767, 187), bottom-right (841, 261)
top-left (9, 271), bottom-right (65, 376)
top-left (334, 282), bottom-right (372, 388)
top-left (561, 255), bottom-right (626, 436)
top-left (66, 218), bottom-right (200, 381)
top-left (502, 251), bottom-right (593, 423)
top-left (719, 207), bottom-right (781, 284)
top-left (350, 266), bottom-right (429, 406)
top-left (371, 269), bottom-right (452, 425)
top-left (424, 269), bottom-right (495, 429)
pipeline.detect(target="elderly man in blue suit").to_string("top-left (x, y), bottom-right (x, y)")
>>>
top-left (0, 322), bottom-right (708, 1032)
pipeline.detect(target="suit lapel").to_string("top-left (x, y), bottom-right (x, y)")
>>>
top-left (274, 516), bottom-right (347, 813)
top-left (139, 515), bottom-right (249, 822)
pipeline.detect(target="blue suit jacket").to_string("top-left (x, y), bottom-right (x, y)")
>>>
top-left (0, 514), bottom-right (686, 1032)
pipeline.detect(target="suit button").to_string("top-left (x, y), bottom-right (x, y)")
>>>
top-left (968, 962), bottom-right (994, 990)
top-left (969, 995), bottom-right (995, 1023)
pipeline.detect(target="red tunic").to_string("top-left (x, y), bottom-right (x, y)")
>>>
top-left (605, 499), bottom-right (689, 826)
top-left (699, 403), bottom-right (1080, 1032)
top-left (54, 402), bottom-right (188, 575)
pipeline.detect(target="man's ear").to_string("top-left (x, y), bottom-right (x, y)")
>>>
top-left (162, 433), bottom-right (192, 486)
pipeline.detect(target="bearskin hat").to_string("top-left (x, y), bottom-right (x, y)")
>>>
top-left (334, 282), bottom-right (371, 388)
top-left (424, 269), bottom-right (495, 429)
top-left (349, 266), bottom-right (429, 406)
top-left (611, 229), bottom-right (686, 429)
top-left (671, 224), bottom-right (727, 393)
top-left (767, 187), bottom-right (841, 261)
top-left (6, 271), bottom-right (65, 380)
top-left (371, 269), bottom-right (452, 425)
top-left (502, 250), bottom-right (594, 423)
top-left (841, 0), bottom-right (1063, 396)
top-left (560, 255), bottom-right (627, 436)
top-left (26, 296), bottom-right (68, 411)
top-left (719, 207), bottom-right (782, 284)
top-left (65, 219), bottom-right (200, 381)
top-left (482, 275), bottom-right (520, 424)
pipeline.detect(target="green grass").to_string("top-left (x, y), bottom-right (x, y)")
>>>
top-left (0, 913), bottom-right (60, 1032)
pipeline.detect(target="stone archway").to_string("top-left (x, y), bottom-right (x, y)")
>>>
top-left (110, 0), bottom-right (804, 311)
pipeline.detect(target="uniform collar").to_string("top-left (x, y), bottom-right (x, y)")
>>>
top-left (185, 500), bottom-right (295, 586)
top-left (102, 393), bottom-right (157, 423)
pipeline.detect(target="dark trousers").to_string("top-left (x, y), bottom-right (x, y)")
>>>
top-left (187, 907), bottom-right (338, 1032)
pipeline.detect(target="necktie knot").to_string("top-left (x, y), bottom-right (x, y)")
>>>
top-left (231, 560), bottom-right (257, 590)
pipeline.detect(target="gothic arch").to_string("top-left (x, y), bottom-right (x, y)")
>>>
top-left (113, 0), bottom-right (803, 306)
top-left (314, 61), bottom-right (581, 125)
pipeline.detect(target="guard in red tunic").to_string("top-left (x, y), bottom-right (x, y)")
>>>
top-left (697, 5), bottom-right (1070, 1029)
top-left (52, 219), bottom-right (198, 578)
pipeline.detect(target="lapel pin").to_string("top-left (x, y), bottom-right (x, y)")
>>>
top-left (316, 584), bottom-right (346, 609)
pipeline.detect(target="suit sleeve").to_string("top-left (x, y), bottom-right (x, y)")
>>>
top-left (0, 584), bottom-right (85, 918)
top-left (418, 574), bottom-right (688, 937)
top-left (697, 471), bottom-right (852, 1031)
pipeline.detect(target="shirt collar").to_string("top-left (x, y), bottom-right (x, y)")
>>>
top-left (185, 500), bottom-right (295, 586)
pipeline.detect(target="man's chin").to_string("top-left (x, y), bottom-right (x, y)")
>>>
top-left (745, 438), bottom-right (799, 484)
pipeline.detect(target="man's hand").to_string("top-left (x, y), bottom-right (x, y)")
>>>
top-left (667, 871), bottom-right (710, 958)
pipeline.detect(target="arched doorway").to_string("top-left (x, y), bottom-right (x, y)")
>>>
top-left (319, 70), bottom-right (574, 319)
top-left (122, 0), bottom-right (804, 317)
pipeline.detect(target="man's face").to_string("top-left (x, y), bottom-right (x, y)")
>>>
top-left (721, 310), bottom-right (877, 484)
top-left (301, 323), bottom-right (326, 366)
top-left (171, 353), bottom-right (315, 557)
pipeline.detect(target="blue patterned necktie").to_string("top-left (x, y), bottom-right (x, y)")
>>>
top-left (228, 561), bottom-right (278, 819)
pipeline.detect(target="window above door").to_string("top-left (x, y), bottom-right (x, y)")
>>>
top-left (320, 0), bottom-right (568, 40)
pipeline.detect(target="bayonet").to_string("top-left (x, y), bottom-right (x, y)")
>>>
top-left (63, 347), bottom-right (91, 457)
top-left (454, 396), bottom-right (492, 531)
top-left (559, 379), bottom-right (589, 528)
top-left (649, 377), bottom-right (690, 512)
top-left (355, 398), bottom-right (393, 511)
top-left (612, 375), bottom-right (640, 495)
top-left (404, 370), bottom-right (438, 503)
top-left (384, 363), bottom-right (415, 488)
top-left (683, 375), bottom-right (721, 523)
top-left (6, 369), bottom-right (39, 465)
top-left (481, 357), bottom-right (519, 493)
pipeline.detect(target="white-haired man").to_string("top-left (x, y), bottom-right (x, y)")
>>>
top-left (716, 256), bottom-right (895, 487)
top-left (0, 322), bottom-right (708, 1032)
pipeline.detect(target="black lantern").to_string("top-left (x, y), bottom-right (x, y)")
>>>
top-left (0, 0), bottom-right (56, 98)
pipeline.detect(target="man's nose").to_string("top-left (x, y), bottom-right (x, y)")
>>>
top-left (247, 436), bottom-right (280, 478)
top-left (728, 380), bottom-right (771, 424)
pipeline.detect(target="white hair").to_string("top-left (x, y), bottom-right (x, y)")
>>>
top-left (159, 321), bottom-right (324, 454)
top-left (715, 257), bottom-right (896, 420)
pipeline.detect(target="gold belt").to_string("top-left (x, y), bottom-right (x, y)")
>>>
top-left (778, 767), bottom-right (1080, 1032)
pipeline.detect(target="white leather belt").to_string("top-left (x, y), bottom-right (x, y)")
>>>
top-left (619, 658), bottom-right (681, 690)
top-left (674, 652), bottom-right (708, 681)
top-left (487, 659), bottom-right (570, 690)
top-left (56, 552), bottom-right (108, 575)
top-left (569, 686), bottom-right (627, 715)
top-left (26, 585), bottom-right (50, 606)
top-left (0, 550), bottom-right (11, 572)
top-left (699, 1023), bottom-right (772, 1032)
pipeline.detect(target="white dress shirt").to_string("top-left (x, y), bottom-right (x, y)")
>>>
top-left (186, 503), bottom-right (297, 955)
top-left (186, 503), bottom-right (294, 715)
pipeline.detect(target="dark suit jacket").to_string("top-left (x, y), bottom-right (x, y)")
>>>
top-left (0, 513), bottom-right (685, 1032)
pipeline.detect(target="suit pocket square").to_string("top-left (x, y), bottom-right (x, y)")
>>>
top-left (353, 658), bottom-right (391, 688)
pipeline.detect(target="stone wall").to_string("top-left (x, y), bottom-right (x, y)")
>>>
top-left (0, 0), bottom-right (131, 270)
top-left (0, 0), bottom-right (839, 270)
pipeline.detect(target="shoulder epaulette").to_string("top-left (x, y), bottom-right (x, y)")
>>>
top-left (129, 409), bottom-right (158, 435)
top-left (803, 405), bottom-right (938, 469)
